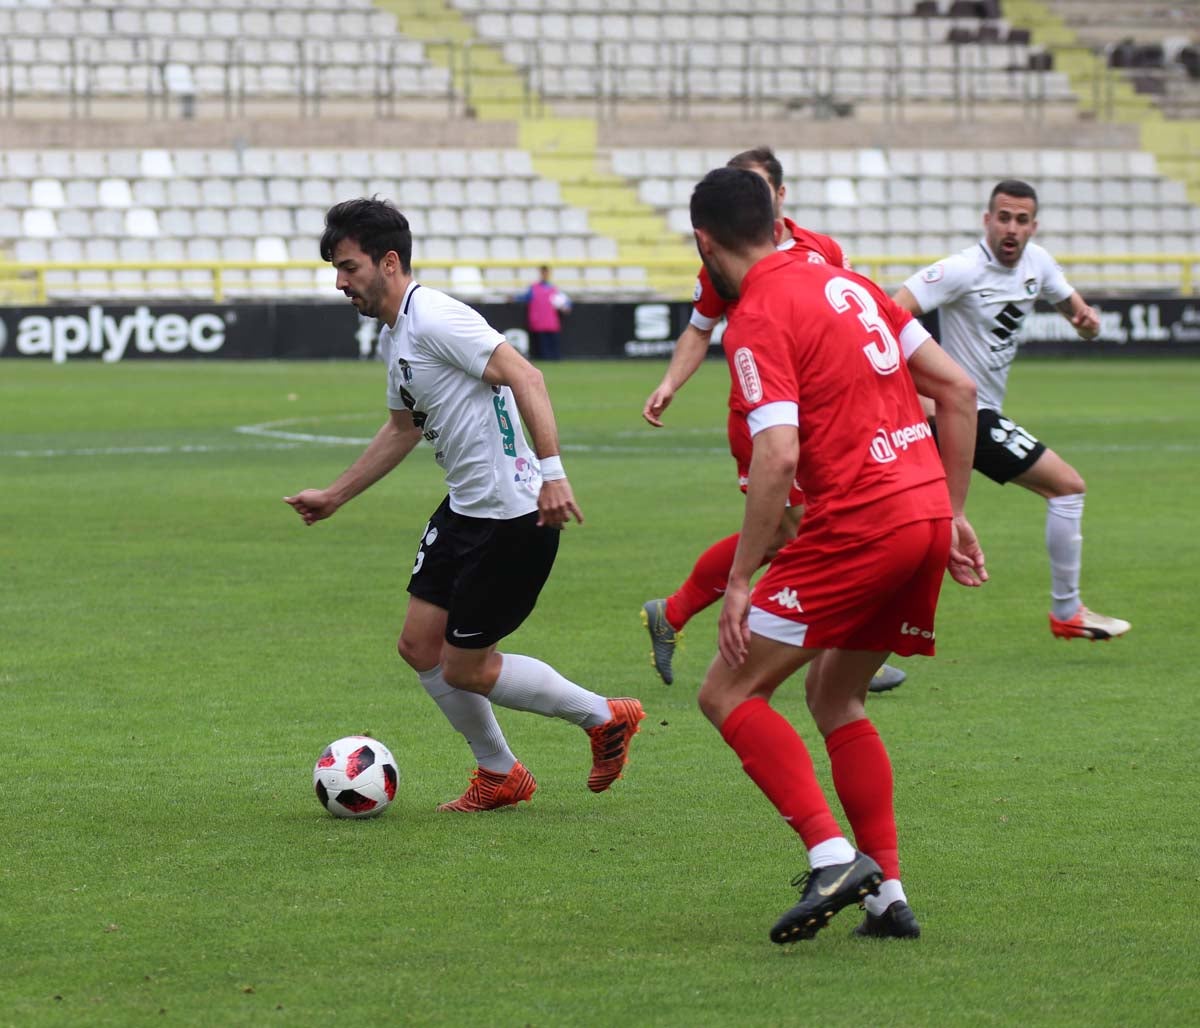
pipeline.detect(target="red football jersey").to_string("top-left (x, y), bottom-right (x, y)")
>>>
top-left (692, 218), bottom-right (847, 327)
top-left (723, 251), bottom-right (948, 536)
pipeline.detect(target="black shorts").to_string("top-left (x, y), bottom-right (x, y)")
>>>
top-left (931, 408), bottom-right (1046, 485)
top-left (406, 496), bottom-right (560, 649)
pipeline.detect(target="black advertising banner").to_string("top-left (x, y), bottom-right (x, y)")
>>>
top-left (1, 298), bottom-right (1198, 362)
top-left (0, 303), bottom-right (363, 362)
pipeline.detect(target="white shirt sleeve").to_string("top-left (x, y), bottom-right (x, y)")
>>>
top-left (414, 290), bottom-right (506, 379)
top-left (1033, 245), bottom-right (1075, 305)
top-left (903, 252), bottom-right (975, 314)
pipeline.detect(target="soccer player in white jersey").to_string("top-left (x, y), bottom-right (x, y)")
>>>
top-left (893, 179), bottom-right (1130, 641)
top-left (285, 197), bottom-right (645, 811)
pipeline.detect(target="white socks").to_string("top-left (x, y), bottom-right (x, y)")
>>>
top-left (864, 878), bottom-right (908, 916)
top-left (417, 666), bottom-right (515, 773)
top-left (1046, 492), bottom-right (1085, 619)
top-left (488, 653), bottom-right (611, 728)
top-left (808, 836), bottom-right (856, 869)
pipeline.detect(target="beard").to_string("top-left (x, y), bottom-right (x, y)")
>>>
top-left (353, 272), bottom-right (388, 319)
top-left (701, 253), bottom-right (739, 301)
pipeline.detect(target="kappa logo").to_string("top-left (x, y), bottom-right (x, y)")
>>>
top-left (733, 347), bottom-right (762, 403)
top-left (770, 587), bottom-right (804, 612)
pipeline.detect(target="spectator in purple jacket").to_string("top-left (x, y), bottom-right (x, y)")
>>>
top-left (518, 266), bottom-right (571, 360)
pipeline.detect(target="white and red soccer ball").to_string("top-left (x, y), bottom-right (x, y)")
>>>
top-left (313, 735), bottom-right (399, 818)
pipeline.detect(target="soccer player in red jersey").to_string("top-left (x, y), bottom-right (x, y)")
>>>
top-left (689, 167), bottom-right (987, 943)
top-left (640, 147), bottom-right (906, 693)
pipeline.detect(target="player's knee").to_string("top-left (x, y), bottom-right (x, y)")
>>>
top-left (396, 632), bottom-right (438, 671)
top-left (696, 681), bottom-right (727, 727)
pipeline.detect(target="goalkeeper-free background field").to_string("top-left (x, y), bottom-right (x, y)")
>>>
top-left (3, 356), bottom-right (1198, 1027)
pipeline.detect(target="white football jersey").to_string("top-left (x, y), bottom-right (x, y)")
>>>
top-left (904, 239), bottom-right (1074, 411)
top-left (379, 282), bottom-right (542, 519)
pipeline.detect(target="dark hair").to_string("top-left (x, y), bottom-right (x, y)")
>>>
top-left (727, 146), bottom-right (784, 191)
top-left (690, 167), bottom-right (776, 252)
top-left (320, 196), bottom-right (412, 271)
top-left (989, 179), bottom-right (1038, 213)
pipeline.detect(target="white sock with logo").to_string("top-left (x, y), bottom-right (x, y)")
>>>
top-left (807, 836), bottom-right (856, 869)
top-left (864, 878), bottom-right (908, 916)
top-left (1046, 493), bottom-right (1085, 620)
top-left (488, 653), bottom-right (611, 728)
top-left (417, 666), bottom-right (516, 773)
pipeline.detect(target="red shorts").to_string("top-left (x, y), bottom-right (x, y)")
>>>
top-left (747, 517), bottom-right (951, 656)
top-left (728, 411), bottom-right (805, 507)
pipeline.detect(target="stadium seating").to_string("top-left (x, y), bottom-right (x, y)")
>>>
top-left (0, 2), bottom-right (1196, 303)
top-left (621, 144), bottom-right (1200, 292)
top-left (459, 4), bottom-right (1077, 120)
top-left (0, 145), bottom-right (631, 299)
top-left (4, 141), bottom-right (1199, 300)
top-left (0, 0), bottom-right (451, 112)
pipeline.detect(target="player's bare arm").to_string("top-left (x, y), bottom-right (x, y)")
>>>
top-left (719, 424), bottom-right (798, 668)
top-left (891, 285), bottom-right (923, 316)
top-left (906, 340), bottom-right (988, 587)
top-left (285, 409), bottom-right (422, 525)
top-left (1056, 292), bottom-right (1100, 339)
top-left (642, 322), bottom-right (714, 427)
top-left (482, 340), bottom-right (583, 528)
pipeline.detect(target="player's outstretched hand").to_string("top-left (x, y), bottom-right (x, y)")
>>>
top-left (948, 513), bottom-right (988, 587)
top-left (537, 478), bottom-right (583, 528)
top-left (642, 382), bottom-right (676, 428)
top-left (284, 489), bottom-right (338, 526)
top-left (718, 581), bottom-right (753, 668)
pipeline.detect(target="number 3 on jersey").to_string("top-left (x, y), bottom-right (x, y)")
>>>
top-left (824, 276), bottom-right (901, 376)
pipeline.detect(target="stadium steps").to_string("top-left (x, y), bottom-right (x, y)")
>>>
top-left (371, 0), bottom-right (530, 119)
top-left (1003, 0), bottom-right (1200, 205)
top-left (518, 119), bottom-right (695, 292)
top-left (1141, 121), bottom-right (1200, 205)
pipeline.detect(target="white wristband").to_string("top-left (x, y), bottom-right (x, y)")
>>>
top-left (539, 455), bottom-right (566, 482)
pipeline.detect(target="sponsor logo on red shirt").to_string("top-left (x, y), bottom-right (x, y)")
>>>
top-left (733, 347), bottom-right (762, 402)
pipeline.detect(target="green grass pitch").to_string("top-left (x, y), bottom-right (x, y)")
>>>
top-left (2, 357), bottom-right (1198, 1026)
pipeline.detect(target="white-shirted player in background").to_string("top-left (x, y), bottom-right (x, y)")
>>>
top-left (893, 179), bottom-right (1129, 642)
top-left (285, 197), bottom-right (645, 811)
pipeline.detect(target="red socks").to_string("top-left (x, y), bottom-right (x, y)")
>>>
top-left (825, 718), bottom-right (899, 880)
top-left (721, 702), bottom-right (901, 881)
top-left (720, 698), bottom-right (842, 849)
top-left (664, 532), bottom-right (742, 631)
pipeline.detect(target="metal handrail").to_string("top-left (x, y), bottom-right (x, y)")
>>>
top-left (2, 255), bottom-right (1197, 307)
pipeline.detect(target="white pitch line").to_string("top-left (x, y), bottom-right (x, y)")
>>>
top-left (1, 442), bottom-right (302, 459)
top-left (5, 411), bottom-right (1198, 461)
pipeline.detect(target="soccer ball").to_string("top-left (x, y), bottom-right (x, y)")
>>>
top-left (313, 735), bottom-right (399, 819)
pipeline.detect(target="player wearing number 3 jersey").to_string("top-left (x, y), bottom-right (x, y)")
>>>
top-left (688, 167), bottom-right (986, 944)
top-left (894, 179), bottom-right (1130, 642)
